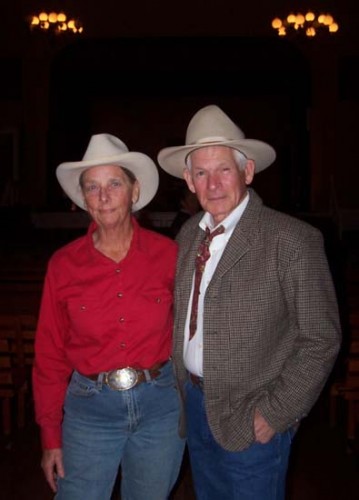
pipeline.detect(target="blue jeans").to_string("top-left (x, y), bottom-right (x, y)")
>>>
top-left (185, 380), bottom-right (294, 500)
top-left (56, 361), bottom-right (185, 500)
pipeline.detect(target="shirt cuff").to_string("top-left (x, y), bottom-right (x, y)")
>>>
top-left (41, 426), bottom-right (62, 449)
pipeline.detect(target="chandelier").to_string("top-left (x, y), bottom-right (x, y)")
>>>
top-left (28, 11), bottom-right (83, 35)
top-left (271, 11), bottom-right (339, 38)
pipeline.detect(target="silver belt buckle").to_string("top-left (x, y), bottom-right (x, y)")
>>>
top-left (106, 367), bottom-right (138, 391)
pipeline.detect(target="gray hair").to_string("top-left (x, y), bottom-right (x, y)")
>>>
top-left (186, 148), bottom-right (248, 172)
top-left (232, 150), bottom-right (248, 171)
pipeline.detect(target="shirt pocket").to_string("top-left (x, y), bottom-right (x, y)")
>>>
top-left (134, 290), bottom-right (173, 333)
top-left (66, 297), bottom-right (103, 342)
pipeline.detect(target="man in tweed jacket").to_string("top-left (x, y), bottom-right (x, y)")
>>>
top-left (157, 105), bottom-right (341, 500)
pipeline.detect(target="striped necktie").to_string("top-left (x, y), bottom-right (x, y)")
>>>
top-left (189, 225), bottom-right (225, 340)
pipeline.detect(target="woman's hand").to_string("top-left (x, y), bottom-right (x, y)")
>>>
top-left (41, 448), bottom-right (65, 492)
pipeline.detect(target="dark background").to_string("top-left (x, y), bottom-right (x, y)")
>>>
top-left (0, 0), bottom-right (358, 221)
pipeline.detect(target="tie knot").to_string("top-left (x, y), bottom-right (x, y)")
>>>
top-left (196, 224), bottom-right (225, 268)
top-left (205, 225), bottom-right (225, 242)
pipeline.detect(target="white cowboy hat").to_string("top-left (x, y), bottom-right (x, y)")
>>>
top-left (56, 133), bottom-right (159, 211)
top-left (157, 105), bottom-right (276, 178)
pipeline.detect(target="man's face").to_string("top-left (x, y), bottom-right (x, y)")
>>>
top-left (183, 146), bottom-right (254, 225)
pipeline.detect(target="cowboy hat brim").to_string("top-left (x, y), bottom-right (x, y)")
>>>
top-left (56, 152), bottom-right (159, 212)
top-left (157, 138), bottom-right (276, 179)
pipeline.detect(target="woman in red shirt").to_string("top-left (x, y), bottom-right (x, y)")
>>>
top-left (33, 133), bottom-right (185, 500)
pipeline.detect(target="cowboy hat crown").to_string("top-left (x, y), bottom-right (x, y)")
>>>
top-left (157, 105), bottom-right (276, 178)
top-left (56, 133), bottom-right (159, 212)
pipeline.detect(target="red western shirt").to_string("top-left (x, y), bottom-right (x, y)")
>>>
top-left (33, 218), bottom-right (177, 449)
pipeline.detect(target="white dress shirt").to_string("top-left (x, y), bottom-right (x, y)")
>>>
top-left (184, 192), bottom-right (250, 376)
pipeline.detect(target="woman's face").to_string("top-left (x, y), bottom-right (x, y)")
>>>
top-left (81, 165), bottom-right (139, 229)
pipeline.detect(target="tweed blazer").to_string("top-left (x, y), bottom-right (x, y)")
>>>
top-left (174, 189), bottom-right (341, 452)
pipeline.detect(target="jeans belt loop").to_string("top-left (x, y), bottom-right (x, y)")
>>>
top-left (96, 372), bottom-right (105, 390)
top-left (143, 369), bottom-right (151, 383)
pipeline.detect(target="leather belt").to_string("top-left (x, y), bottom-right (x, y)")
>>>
top-left (84, 360), bottom-right (168, 391)
top-left (189, 373), bottom-right (204, 388)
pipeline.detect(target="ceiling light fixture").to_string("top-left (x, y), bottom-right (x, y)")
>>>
top-left (271, 11), bottom-right (339, 38)
top-left (28, 11), bottom-right (83, 35)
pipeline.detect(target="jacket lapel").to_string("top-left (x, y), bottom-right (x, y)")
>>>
top-left (175, 190), bottom-right (263, 334)
top-left (210, 189), bottom-right (263, 283)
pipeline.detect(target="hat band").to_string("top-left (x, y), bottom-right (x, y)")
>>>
top-left (190, 136), bottom-right (239, 145)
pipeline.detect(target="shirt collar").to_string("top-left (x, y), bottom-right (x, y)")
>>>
top-left (86, 216), bottom-right (144, 260)
top-left (199, 191), bottom-right (250, 234)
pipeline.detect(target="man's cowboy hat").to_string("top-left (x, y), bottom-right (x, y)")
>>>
top-left (157, 105), bottom-right (276, 178)
top-left (56, 133), bottom-right (159, 211)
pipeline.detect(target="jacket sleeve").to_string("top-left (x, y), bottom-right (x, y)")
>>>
top-left (258, 229), bottom-right (341, 431)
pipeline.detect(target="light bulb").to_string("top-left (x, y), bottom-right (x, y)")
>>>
top-left (305, 12), bottom-right (315, 22)
top-left (39, 12), bottom-right (48, 22)
top-left (287, 14), bottom-right (296, 24)
top-left (296, 14), bottom-right (305, 25)
top-left (272, 18), bottom-right (282, 29)
top-left (48, 12), bottom-right (58, 23)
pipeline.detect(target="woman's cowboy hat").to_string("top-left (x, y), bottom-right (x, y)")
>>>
top-left (157, 105), bottom-right (276, 178)
top-left (56, 133), bottom-right (159, 211)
